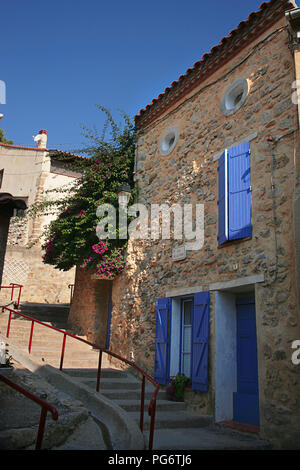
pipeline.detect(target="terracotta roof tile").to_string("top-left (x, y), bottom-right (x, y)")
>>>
top-left (0, 142), bottom-right (86, 159)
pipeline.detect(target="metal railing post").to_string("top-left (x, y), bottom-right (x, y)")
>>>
top-left (60, 333), bottom-right (67, 370)
top-left (148, 398), bottom-right (157, 450)
top-left (96, 349), bottom-right (103, 392)
top-left (6, 311), bottom-right (12, 338)
top-left (35, 407), bottom-right (48, 450)
top-left (17, 286), bottom-right (22, 309)
top-left (28, 320), bottom-right (34, 354)
top-left (140, 375), bottom-right (145, 431)
top-left (10, 283), bottom-right (14, 302)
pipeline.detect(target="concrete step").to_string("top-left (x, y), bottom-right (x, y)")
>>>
top-left (3, 302), bottom-right (71, 330)
top-left (20, 302), bottom-right (70, 315)
top-left (143, 427), bottom-right (271, 450)
top-left (0, 317), bottom-right (69, 331)
top-left (113, 398), bottom-right (186, 412)
top-left (76, 377), bottom-right (142, 390)
top-left (28, 356), bottom-right (101, 370)
top-left (4, 335), bottom-right (90, 350)
top-left (101, 388), bottom-right (162, 401)
top-left (64, 368), bottom-right (127, 379)
top-left (128, 410), bottom-right (213, 430)
top-left (0, 317), bottom-right (89, 348)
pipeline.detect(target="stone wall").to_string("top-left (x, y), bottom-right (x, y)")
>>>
top-left (68, 267), bottom-right (111, 347)
top-left (0, 246), bottom-right (75, 305)
top-left (0, 146), bottom-right (78, 305)
top-left (107, 19), bottom-right (300, 447)
top-left (7, 215), bottom-right (28, 246)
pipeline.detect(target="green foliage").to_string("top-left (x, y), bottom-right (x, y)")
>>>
top-left (0, 128), bottom-right (13, 144)
top-left (34, 106), bottom-right (136, 278)
top-left (166, 374), bottom-right (192, 401)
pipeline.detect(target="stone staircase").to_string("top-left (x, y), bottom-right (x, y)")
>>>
top-left (64, 368), bottom-right (212, 438)
top-left (0, 302), bottom-right (271, 450)
top-left (0, 303), bottom-right (101, 369)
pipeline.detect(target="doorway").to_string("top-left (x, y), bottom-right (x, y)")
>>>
top-left (215, 292), bottom-right (259, 426)
top-left (233, 297), bottom-right (259, 425)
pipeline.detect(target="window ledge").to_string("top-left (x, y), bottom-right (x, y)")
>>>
top-left (218, 236), bottom-right (251, 249)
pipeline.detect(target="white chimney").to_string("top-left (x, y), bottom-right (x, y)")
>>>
top-left (34, 129), bottom-right (47, 148)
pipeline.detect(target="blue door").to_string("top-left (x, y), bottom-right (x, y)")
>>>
top-left (233, 297), bottom-right (260, 425)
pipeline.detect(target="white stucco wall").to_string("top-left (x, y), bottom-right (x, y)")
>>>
top-left (0, 145), bottom-right (49, 205)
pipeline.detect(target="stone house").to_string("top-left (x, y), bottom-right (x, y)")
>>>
top-left (68, 0), bottom-right (300, 447)
top-left (0, 130), bottom-right (85, 304)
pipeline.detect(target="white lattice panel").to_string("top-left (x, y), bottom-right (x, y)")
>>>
top-left (2, 258), bottom-right (30, 284)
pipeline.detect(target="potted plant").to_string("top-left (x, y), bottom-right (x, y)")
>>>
top-left (166, 373), bottom-right (192, 402)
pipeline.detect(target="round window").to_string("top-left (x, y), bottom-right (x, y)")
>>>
top-left (221, 78), bottom-right (249, 116)
top-left (159, 126), bottom-right (178, 156)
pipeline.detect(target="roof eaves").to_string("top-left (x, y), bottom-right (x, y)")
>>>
top-left (48, 149), bottom-right (88, 160)
top-left (0, 142), bottom-right (47, 152)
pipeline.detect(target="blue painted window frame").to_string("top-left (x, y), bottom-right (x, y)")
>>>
top-left (154, 292), bottom-right (209, 391)
top-left (218, 142), bottom-right (252, 246)
top-left (179, 297), bottom-right (194, 377)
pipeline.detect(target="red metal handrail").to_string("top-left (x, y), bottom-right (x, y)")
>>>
top-left (0, 283), bottom-right (23, 309)
top-left (1, 305), bottom-right (159, 450)
top-left (0, 372), bottom-right (58, 450)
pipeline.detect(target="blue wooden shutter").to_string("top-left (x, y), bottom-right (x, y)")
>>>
top-left (191, 291), bottom-right (209, 391)
top-left (217, 151), bottom-right (228, 245)
top-left (154, 298), bottom-right (170, 385)
top-left (228, 142), bottom-right (252, 241)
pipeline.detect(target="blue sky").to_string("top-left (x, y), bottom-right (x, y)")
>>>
top-left (1, 0), bottom-right (265, 153)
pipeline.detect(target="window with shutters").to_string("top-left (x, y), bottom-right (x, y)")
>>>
top-left (154, 292), bottom-right (209, 391)
top-left (217, 142), bottom-right (252, 246)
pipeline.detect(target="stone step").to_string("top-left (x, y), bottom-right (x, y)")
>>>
top-left (101, 388), bottom-right (162, 401)
top-left (4, 302), bottom-right (70, 329)
top-left (114, 398), bottom-right (186, 412)
top-left (0, 317), bottom-right (68, 331)
top-left (143, 427), bottom-right (271, 450)
top-left (0, 318), bottom-right (89, 347)
top-left (75, 377), bottom-right (142, 390)
top-left (20, 302), bottom-right (70, 315)
top-left (30, 351), bottom-right (100, 365)
top-left (31, 356), bottom-right (101, 369)
top-left (127, 410), bottom-right (213, 430)
top-left (26, 347), bottom-right (99, 357)
top-left (4, 334), bottom-right (89, 350)
top-left (64, 368), bottom-right (127, 379)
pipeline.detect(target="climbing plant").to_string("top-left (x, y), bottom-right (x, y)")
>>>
top-left (31, 106), bottom-right (136, 279)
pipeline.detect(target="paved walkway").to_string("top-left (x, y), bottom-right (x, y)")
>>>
top-left (0, 360), bottom-right (272, 451)
top-left (0, 306), bottom-right (272, 451)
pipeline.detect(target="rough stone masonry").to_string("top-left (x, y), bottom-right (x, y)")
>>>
top-left (107, 8), bottom-right (300, 448)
